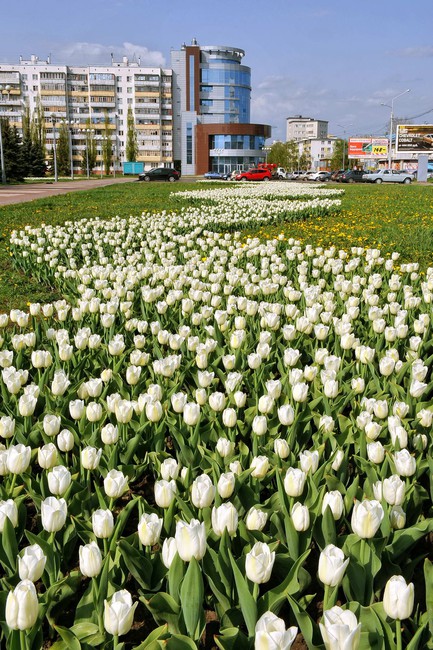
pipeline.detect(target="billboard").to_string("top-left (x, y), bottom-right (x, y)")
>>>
top-left (396, 125), bottom-right (433, 153)
top-left (348, 138), bottom-right (389, 158)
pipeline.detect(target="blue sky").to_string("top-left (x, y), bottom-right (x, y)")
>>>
top-left (2, 0), bottom-right (432, 141)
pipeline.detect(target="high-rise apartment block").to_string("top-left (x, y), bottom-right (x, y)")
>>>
top-left (0, 40), bottom-right (271, 176)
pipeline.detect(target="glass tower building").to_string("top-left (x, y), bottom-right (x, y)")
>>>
top-left (171, 40), bottom-right (270, 175)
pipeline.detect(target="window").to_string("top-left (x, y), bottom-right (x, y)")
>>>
top-left (186, 122), bottom-right (193, 164)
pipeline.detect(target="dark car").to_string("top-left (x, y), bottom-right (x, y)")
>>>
top-left (138, 167), bottom-right (181, 182)
top-left (338, 170), bottom-right (366, 183)
top-left (330, 170), bottom-right (345, 182)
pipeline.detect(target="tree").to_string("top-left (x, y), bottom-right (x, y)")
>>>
top-left (81, 122), bottom-right (96, 176)
top-left (56, 123), bottom-right (71, 176)
top-left (1, 118), bottom-right (24, 182)
top-left (126, 107), bottom-right (138, 162)
top-left (102, 111), bottom-right (113, 175)
top-left (267, 140), bottom-right (302, 171)
top-left (330, 139), bottom-right (349, 171)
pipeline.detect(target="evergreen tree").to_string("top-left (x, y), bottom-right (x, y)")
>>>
top-left (1, 119), bottom-right (24, 182)
top-left (20, 104), bottom-right (32, 178)
top-left (30, 98), bottom-right (47, 177)
top-left (81, 122), bottom-right (96, 176)
top-left (125, 107), bottom-right (138, 162)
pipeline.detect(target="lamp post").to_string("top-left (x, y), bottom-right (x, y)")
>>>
top-left (337, 123), bottom-right (353, 171)
top-left (381, 89), bottom-right (410, 169)
top-left (51, 114), bottom-right (58, 182)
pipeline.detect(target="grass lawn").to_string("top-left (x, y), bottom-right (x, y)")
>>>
top-left (0, 181), bottom-right (432, 311)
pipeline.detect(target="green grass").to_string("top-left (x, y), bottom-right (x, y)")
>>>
top-left (1, 181), bottom-right (432, 311)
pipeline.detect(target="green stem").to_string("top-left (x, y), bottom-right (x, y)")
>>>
top-left (93, 576), bottom-right (104, 635)
top-left (113, 634), bottom-right (119, 650)
top-left (252, 582), bottom-right (259, 601)
top-left (396, 619), bottom-right (402, 650)
top-left (20, 630), bottom-right (29, 650)
top-left (9, 472), bottom-right (17, 496)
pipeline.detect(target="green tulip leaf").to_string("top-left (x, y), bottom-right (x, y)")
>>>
top-left (165, 634), bottom-right (199, 649)
top-left (424, 559), bottom-right (433, 642)
top-left (228, 550), bottom-right (257, 638)
top-left (53, 626), bottom-right (82, 650)
top-left (141, 592), bottom-right (181, 634)
top-left (179, 556), bottom-right (205, 641)
top-left (258, 548), bottom-right (310, 617)
top-left (0, 516), bottom-right (18, 576)
top-left (214, 626), bottom-right (249, 650)
top-left (118, 538), bottom-right (153, 591)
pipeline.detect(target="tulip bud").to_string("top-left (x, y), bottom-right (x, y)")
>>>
top-left (299, 449), bottom-right (319, 474)
top-left (382, 475), bottom-right (405, 506)
top-left (250, 455), bottom-right (270, 479)
top-left (245, 542), bottom-right (275, 584)
top-left (18, 544), bottom-right (46, 582)
top-left (320, 606), bottom-right (361, 650)
top-left (245, 507), bottom-right (268, 532)
top-left (81, 446), bottom-right (102, 470)
top-left (92, 509), bottom-right (114, 539)
top-left (138, 512), bottom-right (163, 546)
top-left (211, 502), bottom-right (238, 536)
top-left (252, 415), bottom-right (268, 436)
top-left (284, 467), bottom-right (306, 497)
top-left (0, 499), bottom-right (18, 531)
top-left (216, 437), bottom-right (235, 458)
top-left (6, 580), bottom-right (39, 630)
top-left (7, 444), bottom-right (31, 475)
top-left (175, 519), bottom-right (207, 562)
top-left (162, 537), bottom-right (178, 568)
top-left (318, 544), bottom-right (349, 587)
top-left (383, 575), bottom-right (414, 620)
top-left (160, 458), bottom-right (180, 481)
top-left (38, 443), bottom-right (58, 469)
top-left (393, 449), bottom-right (416, 477)
top-left (154, 479), bottom-right (177, 508)
top-left (331, 449), bottom-right (345, 471)
top-left (367, 441), bottom-right (385, 464)
top-left (278, 404), bottom-right (295, 425)
top-left (255, 611), bottom-right (298, 650)
top-left (274, 438), bottom-right (290, 459)
top-left (79, 541), bottom-right (102, 578)
top-left (390, 505), bottom-right (406, 530)
top-left (183, 402), bottom-right (200, 426)
top-left (0, 416), bottom-right (15, 439)
top-left (291, 502), bottom-right (310, 532)
top-left (101, 423), bottom-right (119, 445)
top-left (47, 465), bottom-right (72, 496)
top-left (322, 491), bottom-right (344, 520)
top-left (69, 399), bottom-right (85, 420)
top-left (41, 497), bottom-right (67, 532)
top-left (104, 470), bottom-right (128, 499)
top-left (104, 590), bottom-right (137, 636)
top-left (222, 407), bottom-right (237, 428)
top-left (191, 474), bottom-right (215, 508)
top-left (217, 472), bottom-right (236, 498)
top-left (351, 499), bottom-right (384, 538)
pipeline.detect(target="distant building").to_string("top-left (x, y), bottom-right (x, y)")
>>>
top-left (170, 40), bottom-right (270, 175)
top-left (298, 137), bottom-right (338, 170)
top-left (286, 115), bottom-right (328, 142)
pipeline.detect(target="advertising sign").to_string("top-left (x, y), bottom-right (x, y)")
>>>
top-left (348, 138), bottom-right (389, 158)
top-left (396, 125), bottom-right (433, 153)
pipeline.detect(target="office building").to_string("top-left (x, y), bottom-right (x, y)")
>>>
top-left (286, 116), bottom-right (328, 142)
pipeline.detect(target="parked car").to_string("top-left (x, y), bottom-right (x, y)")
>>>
top-left (234, 168), bottom-right (272, 181)
top-left (338, 170), bottom-right (366, 183)
top-left (307, 171), bottom-right (331, 181)
top-left (330, 170), bottom-right (345, 182)
top-left (362, 169), bottom-right (413, 184)
top-left (276, 167), bottom-right (288, 179)
top-left (203, 171), bottom-right (229, 180)
top-left (138, 168), bottom-right (181, 182)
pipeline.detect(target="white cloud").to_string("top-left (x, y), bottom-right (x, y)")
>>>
top-left (394, 46), bottom-right (433, 58)
top-left (53, 41), bottom-right (166, 67)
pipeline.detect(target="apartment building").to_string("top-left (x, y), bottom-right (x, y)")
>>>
top-left (0, 54), bottom-right (173, 174)
top-left (171, 40), bottom-right (270, 175)
top-left (286, 115), bottom-right (328, 142)
top-left (298, 137), bottom-right (338, 170)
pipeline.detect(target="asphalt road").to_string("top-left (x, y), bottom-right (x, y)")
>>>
top-left (0, 176), bottom-right (199, 206)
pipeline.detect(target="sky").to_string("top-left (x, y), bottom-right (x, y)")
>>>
top-left (1, 0), bottom-right (432, 142)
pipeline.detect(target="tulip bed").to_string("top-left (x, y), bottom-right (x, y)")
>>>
top-left (0, 181), bottom-right (431, 649)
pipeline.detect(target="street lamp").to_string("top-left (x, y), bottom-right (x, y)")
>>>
top-left (51, 114), bottom-right (58, 183)
top-left (381, 89), bottom-right (410, 169)
top-left (337, 123), bottom-right (353, 171)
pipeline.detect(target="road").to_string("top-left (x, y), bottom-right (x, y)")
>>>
top-left (0, 176), bottom-right (199, 206)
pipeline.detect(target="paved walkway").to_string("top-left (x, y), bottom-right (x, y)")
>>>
top-left (0, 177), bottom-right (136, 206)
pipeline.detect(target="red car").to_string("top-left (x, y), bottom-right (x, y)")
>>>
top-left (235, 168), bottom-right (272, 181)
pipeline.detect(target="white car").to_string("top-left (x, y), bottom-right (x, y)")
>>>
top-left (362, 169), bottom-right (413, 184)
